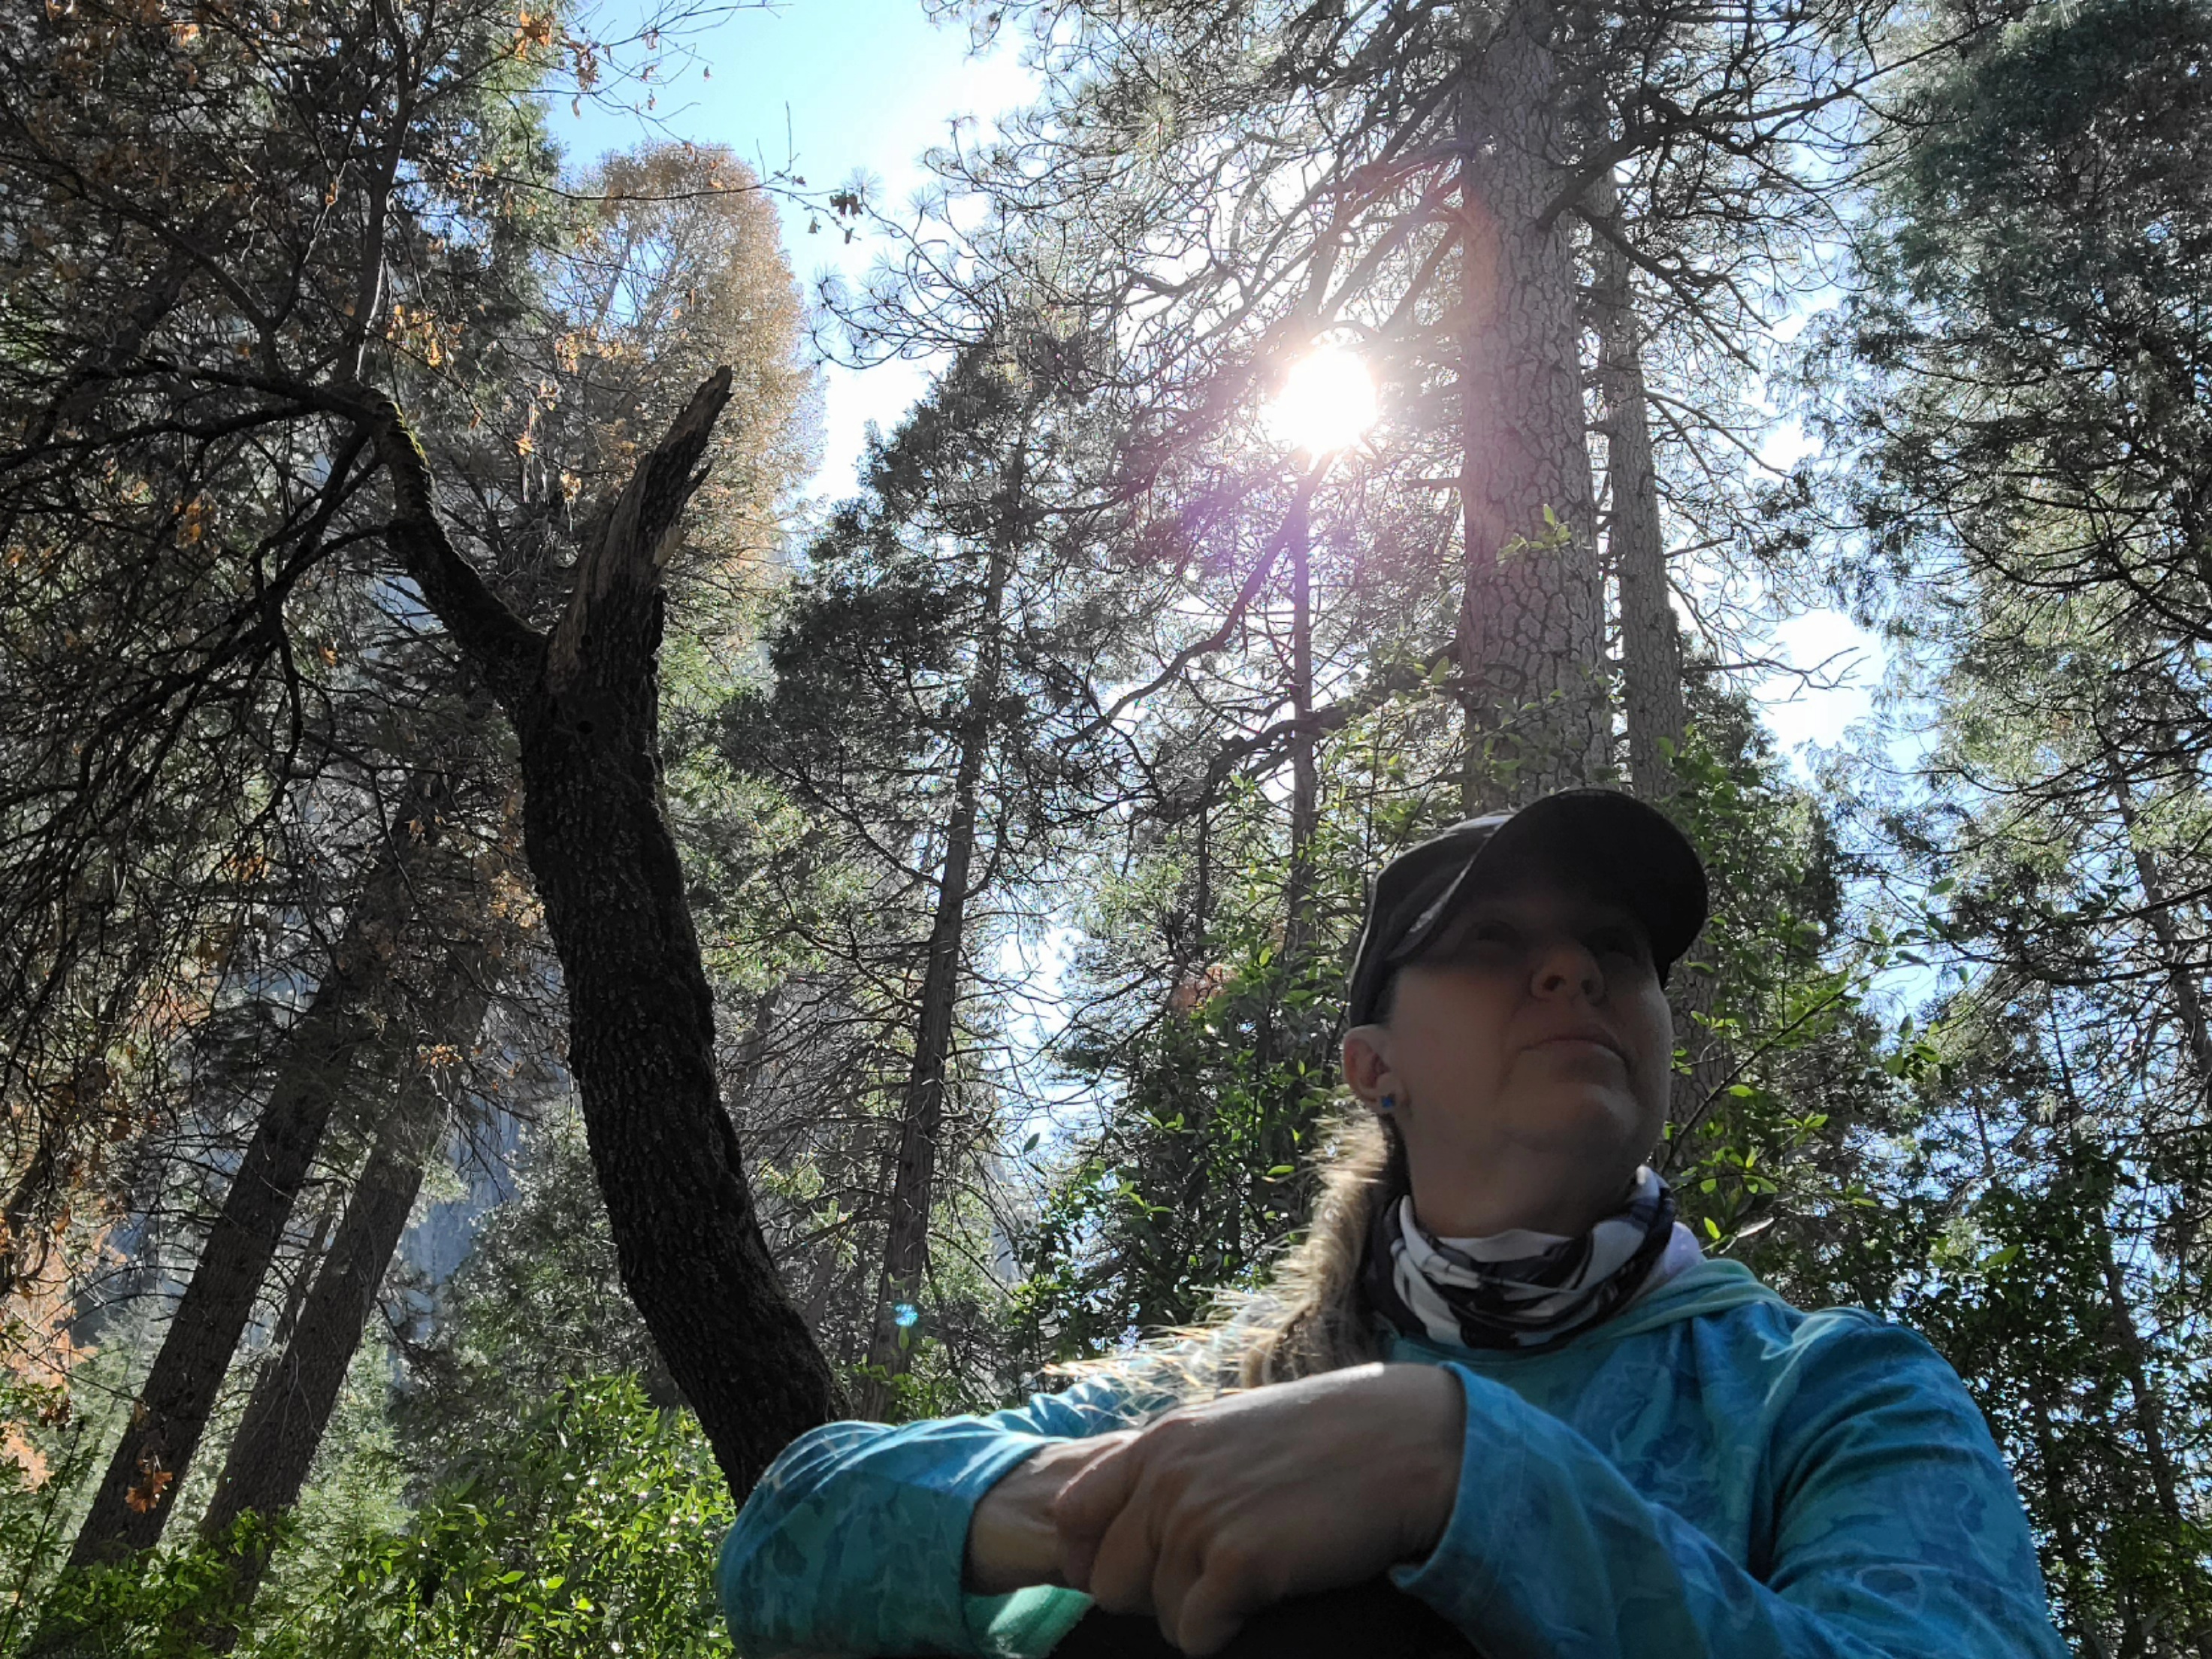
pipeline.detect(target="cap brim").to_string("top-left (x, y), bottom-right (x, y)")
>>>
top-left (1458, 790), bottom-right (1709, 971)
top-left (1348, 790), bottom-right (1708, 1024)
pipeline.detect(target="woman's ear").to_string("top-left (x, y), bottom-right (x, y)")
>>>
top-left (1342, 1023), bottom-right (1395, 1111)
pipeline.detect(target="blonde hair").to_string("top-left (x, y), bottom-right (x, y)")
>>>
top-left (1062, 1105), bottom-right (1402, 1406)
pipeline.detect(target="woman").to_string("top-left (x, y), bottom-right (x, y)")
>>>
top-left (718, 789), bottom-right (2065, 1659)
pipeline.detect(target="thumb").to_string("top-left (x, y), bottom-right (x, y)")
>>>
top-left (1050, 1435), bottom-right (1144, 1591)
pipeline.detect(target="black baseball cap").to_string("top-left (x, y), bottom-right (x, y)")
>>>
top-left (1345, 788), bottom-right (1709, 1026)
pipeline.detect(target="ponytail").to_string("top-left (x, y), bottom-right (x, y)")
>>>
top-left (1059, 1105), bottom-right (1401, 1407)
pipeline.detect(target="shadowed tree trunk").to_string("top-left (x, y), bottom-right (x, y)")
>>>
top-left (1284, 486), bottom-right (1321, 959)
top-left (2091, 1219), bottom-right (2188, 1539)
top-left (860, 520), bottom-right (1015, 1416)
top-left (64, 790), bottom-right (442, 1567)
top-left (1589, 174), bottom-right (1687, 805)
top-left (261, 1193), bottom-right (342, 1371)
top-left (191, 978), bottom-right (491, 1643)
top-left (1586, 171), bottom-right (1725, 1140)
top-left (1249, 487), bottom-right (1322, 1098)
top-left (360, 369), bottom-right (842, 1488)
top-left (1453, 5), bottom-right (1606, 806)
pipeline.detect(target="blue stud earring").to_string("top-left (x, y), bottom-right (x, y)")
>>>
top-left (1379, 1094), bottom-right (1396, 1113)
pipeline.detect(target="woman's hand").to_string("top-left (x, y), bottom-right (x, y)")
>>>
top-left (965, 1431), bottom-right (1141, 1594)
top-left (1050, 1363), bottom-right (1464, 1654)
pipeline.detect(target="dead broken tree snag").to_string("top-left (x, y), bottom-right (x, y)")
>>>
top-left (544, 367), bottom-right (736, 690)
top-left (364, 367), bottom-right (843, 1493)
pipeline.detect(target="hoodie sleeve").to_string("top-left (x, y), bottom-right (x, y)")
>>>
top-left (715, 1370), bottom-right (1159, 1658)
top-left (1391, 1316), bottom-right (2067, 1659)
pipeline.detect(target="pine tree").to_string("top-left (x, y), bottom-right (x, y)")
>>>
top-left (726, 325), bottom-right (1157, 1410)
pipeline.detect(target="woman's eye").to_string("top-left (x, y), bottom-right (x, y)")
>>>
top-left (1438, 920), bottom-right (1515, 961)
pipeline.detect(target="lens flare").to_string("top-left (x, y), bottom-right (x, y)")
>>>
top-left (1268, 347), bottom-right (1379, 455)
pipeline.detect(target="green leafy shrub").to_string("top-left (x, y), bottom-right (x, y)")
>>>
top-left (4, 1373), bottom-right (733, 1659)
top-left (258, 1375), bottom-right (734, 1658)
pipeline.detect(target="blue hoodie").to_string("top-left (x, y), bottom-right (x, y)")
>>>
top-left (717, 1259), bottom-right (2066, 1658)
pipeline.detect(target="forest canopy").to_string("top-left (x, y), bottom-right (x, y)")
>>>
top-left (0, 0), bottom-right (2207, 1653)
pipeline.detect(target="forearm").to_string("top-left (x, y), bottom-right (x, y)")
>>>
top-left (1396, 1363), bottom-right (2066, 1659)
top-left (718, 1418), bottom-right (1056, 1656)
top-left (718, 1371), bottom-right (1156, 1656)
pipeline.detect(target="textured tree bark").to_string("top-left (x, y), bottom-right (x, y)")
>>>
top-left (264, 1196), bottom-right (340, 1359)
top-left (1588, 174), bottom-right (1686, 803)
top-left (1249, 491), bottom-right (1319, 1103)
top-left (2090, 1191), bottom-right (2212, 1649)
top-left (860, 527), bottom-right (1014, 1416)
top-left (62, 803), bottom-right (435, 1567)
top-left (364, 370), bottom-right (842, 1489)
top-left (192, 981), bottom-right (490, 1642)
top-left (1453, 2), bottom-right (1606, 807)
top-left (1583, 172), bottom-right (1727, 1140)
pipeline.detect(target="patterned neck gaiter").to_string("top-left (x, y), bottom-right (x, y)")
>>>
top-left (1361, 1165), bottom-right (1679, 1352)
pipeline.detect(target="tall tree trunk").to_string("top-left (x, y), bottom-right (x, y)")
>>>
top-left (192, 980), bottom-right (490, 1647)
top-left (364, 370), bottom-right (842, 1489)
top-left (2090, 1220), bottom-right (2186, 1531)
top-left (261, 1192), bottom-right (341, 1361)
top-left (63, 793), bottom-right (438, 1566)
top-left (2048, 1013), bottom-right (2185, 1518)
top-left (1252, 490), bottom-right (1319, 1095)
top-left (860, 524), bottom-right (1015, 1416)
top-left (1284, 487), bottom-right (1320, 958)
top-left (1585, 171), bottom-right (1721, 1144)
top-left (1453, 2), bottom-right (1606, 807)
top-left (1588, 172), bottom-right (1686, 803)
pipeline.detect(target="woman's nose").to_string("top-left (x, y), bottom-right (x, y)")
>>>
top-left (1530, 938), bottom-right (1603, 1001)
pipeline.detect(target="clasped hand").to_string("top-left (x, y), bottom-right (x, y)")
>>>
top-left (963, 1361), bottom-right (1464, 1655)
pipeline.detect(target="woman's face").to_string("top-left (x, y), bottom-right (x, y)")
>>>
top-left (1341, 863), bottom-right (1673, 1237)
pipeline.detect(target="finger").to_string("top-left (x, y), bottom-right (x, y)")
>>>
top-left (1146, 1509), bottom-right (1209, 1653)
top-left (1051, 1437), bottom-right (1144, 1591)
top-left (1174, 1591), bottom-right (1253, 1658)
top-left (1171, 1546), bottom-right (1268, 1657)
top-left (1080, 1465), bottom-right (1168, 1615)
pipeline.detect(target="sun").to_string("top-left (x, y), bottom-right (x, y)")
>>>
top-left (1268, 346), bottom-right (1379, 456)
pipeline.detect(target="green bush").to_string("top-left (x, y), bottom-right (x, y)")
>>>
top-left (258, 1374), bottom-right (735, 1658)
top-left (4, 1374), bottom-right (735, 1659)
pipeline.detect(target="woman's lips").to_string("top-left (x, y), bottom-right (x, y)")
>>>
top-left (1526, 1032), bottom-right (1627, 1062)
